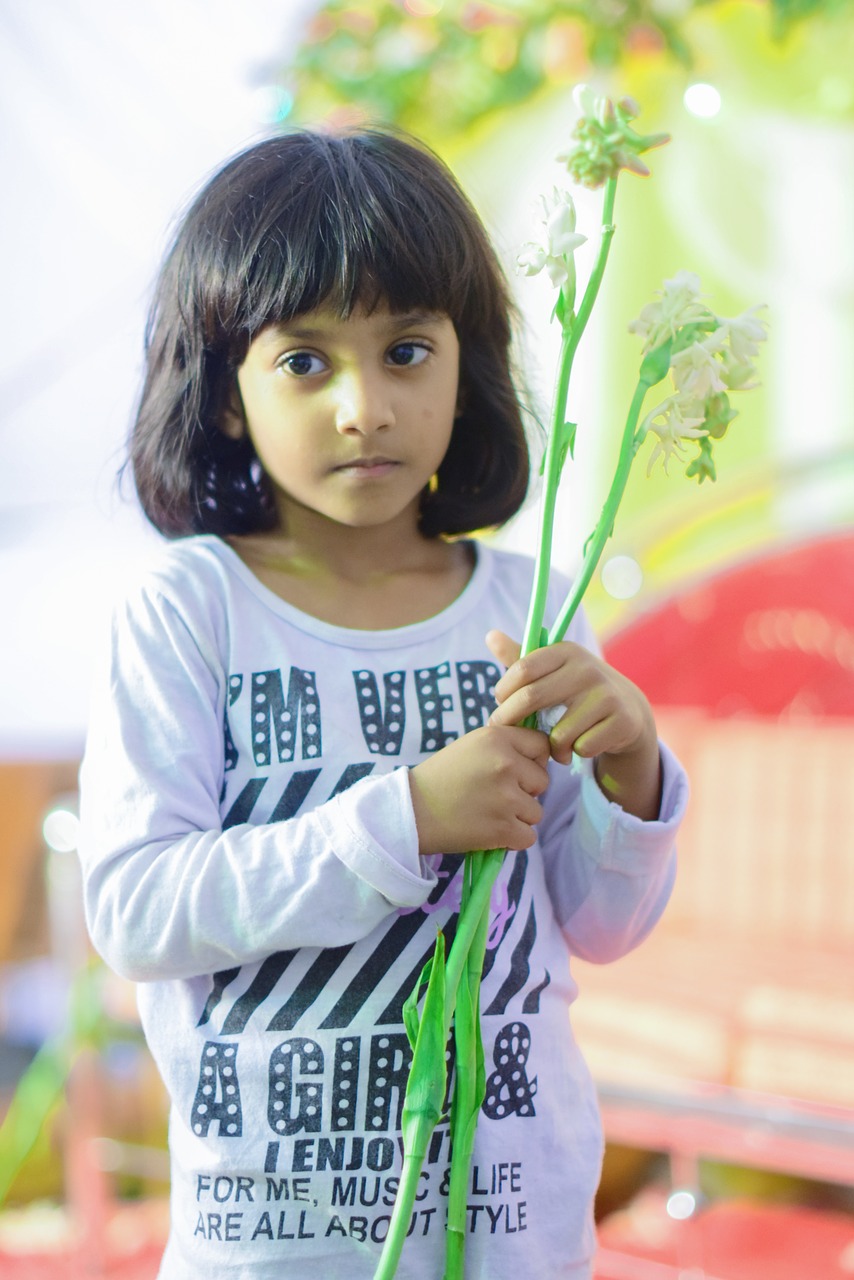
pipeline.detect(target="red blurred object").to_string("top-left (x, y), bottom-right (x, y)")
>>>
top-left (0, 1249), bottom-right (163, 1280)
top-left (595, 1192), bottom-right (854, 1279)
top-left (0, 1201), bottom-right (167, 1280)
top-left (603, 532), bottom-right (854, 718)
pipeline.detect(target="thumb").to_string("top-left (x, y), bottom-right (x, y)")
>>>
top-left (486, 629), bottom-right (521, 669)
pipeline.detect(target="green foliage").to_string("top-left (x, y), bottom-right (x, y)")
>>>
top-left (289, 0), bottom-right (851, 135)
top-left (0, 962), bottom-right (146, 1208)
top-left (768, 0), bottom-right (854, 37)
top-left (0, 1040), bottom-right (70, 1205)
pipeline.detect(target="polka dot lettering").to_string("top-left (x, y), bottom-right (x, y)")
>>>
top-left (454, 660), bottom-right (501, 731)
top-left (352, 670), bottom-right (407, 756)
top-left (266, 1038), bottom-right (324, 1136)
top-left (365, 1032), bottom-right (412, 1133)
top-left (223, 674), bottom-right (243, 772)
top-left (250, 668), bottom-right (322, 766)
top-left (190, 1041), bottom-right (243, 1137)
top-left (482, 1022), bottom-right (537, 1120)
top-left (415, 663), bottom-right (458, 752)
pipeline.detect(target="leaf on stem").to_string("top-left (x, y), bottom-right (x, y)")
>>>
top-left (639, 337), bottom-right (673, 387)
top-left (400, 930), bottom-right (448, 1158)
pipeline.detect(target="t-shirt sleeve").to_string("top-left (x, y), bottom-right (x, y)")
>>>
top-left (78, 585), bottom-right (436, 983)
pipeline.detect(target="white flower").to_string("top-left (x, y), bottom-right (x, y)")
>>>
top-left (714, 305), bottom-right (769, 364)
top-left (541, 189), bottom-right (587, 258)
top-left (628, 271), bottom-right (712, 352)
top-left (642, 394), bottom-right (707, 476)
top-left (515, 188), bottom-right (586, 291)
top-left (718, 348), bottom-right (761, 391)
top-left (572, 83), bottom-right (601, 122)
top-left (517, 243), bottom-right (548, 277)
top-left (670, 335), bottom-right (728, 400)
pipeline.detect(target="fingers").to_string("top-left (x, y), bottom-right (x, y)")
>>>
top-left (489, 641), bottom-right (588, 728)
top-left (408, 724), bottom-right (551, 856)
top-left (487, 637), bottom-right (655, 765)
top-left (485, 629), bottom-right (521, 669)
top-left (505, 724), bottom-right (552, 767)
top-left (550, 705), bottom-right (620, 763)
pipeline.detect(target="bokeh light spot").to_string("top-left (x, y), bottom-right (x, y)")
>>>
top-left (601, 555), bottom-right (644, 600)
top-left (251, 85), bottom-right (293, 124)
top-left (666, 1189), bottom-right (698, 1220)
top-left (43, 807), bottom-right (80, 853)
top-left (683, 82), bottom-right (722, 119)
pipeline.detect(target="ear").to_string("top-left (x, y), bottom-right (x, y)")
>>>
top-left (219, 380), bottom-right (246, 441)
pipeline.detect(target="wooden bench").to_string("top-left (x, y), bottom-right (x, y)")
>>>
top-left (571, 708), bottom-right (854, 1188)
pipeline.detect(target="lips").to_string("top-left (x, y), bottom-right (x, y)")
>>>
top-left (333, 456), bottom-right (401, 476)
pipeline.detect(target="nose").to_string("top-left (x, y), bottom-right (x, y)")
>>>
top-left (334, 367), bottom-right (395, 436)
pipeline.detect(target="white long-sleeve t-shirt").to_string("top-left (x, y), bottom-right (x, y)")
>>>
top-left (79, 535), bottom-right (687, 1280)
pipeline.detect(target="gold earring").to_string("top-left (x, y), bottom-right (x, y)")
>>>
top-left (428, 473), bottom-right (439, 494)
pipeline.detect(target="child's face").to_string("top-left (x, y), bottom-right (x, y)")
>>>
top-left (226, 303), bottom-right (460, 539)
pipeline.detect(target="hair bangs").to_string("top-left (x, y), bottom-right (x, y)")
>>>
top-left (207, 132), bottom-right (487, 361)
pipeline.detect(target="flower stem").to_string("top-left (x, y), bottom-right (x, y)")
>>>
top-left (443, 896), bottom-right (490, 1279)
top-left (374, 1141), bottom-right (431, 1280)
top-left (521, 177), bottom-right (618, 659)
top-left (548, 377), bottom-right (649, 645)
top-left (374, 933), bottom-right (447, 1280)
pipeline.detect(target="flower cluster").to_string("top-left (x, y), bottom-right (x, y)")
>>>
top-left (516, 85), bottom-right (668, 308)
top-left (630, 271), bottom-right (768, 481)
top-left (559, 84), bottom-right (670, 190)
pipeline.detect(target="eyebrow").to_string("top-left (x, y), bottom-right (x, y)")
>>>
top-left (264, 311), bottom-right (445, 343)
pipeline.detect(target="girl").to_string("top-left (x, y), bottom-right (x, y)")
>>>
top-left (79, 129), bottom-right (687, 1279)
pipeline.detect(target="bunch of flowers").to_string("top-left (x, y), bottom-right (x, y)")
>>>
top-left (631, 276), bottom-right (767, 481)
top-left (375, 84), bottom-right (767, 1280)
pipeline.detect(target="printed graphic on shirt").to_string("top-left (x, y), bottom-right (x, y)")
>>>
top-left (187, 657), bottom-right (547, 1257)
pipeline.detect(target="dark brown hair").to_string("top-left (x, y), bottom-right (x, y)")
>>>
top-left (130, 128), bottom-right (530, 538)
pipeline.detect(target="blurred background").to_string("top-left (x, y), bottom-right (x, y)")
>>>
top-left (1, 1), bottom-right (853, 1275)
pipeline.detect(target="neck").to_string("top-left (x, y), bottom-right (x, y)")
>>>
top-left (226, 503), bottom-right (474, 629)
top-left (261, 501), bottom-right (445, 582)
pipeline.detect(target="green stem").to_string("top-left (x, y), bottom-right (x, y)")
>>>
top-left (521, 176), bottom-right (618, 659)
top-left (444, 899), bottom-right (491, 1279)
top-left (375, 1136), bottom-right (434, 1280)
top-left (442, 851), bottom-right (503, 1033)
top-left (374, 931), bottom-right (447, 1280)
top-left (548, 377), bottom-right (649, 645)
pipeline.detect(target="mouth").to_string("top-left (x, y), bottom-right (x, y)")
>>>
top-left (332, 456), bottom-right (401, 478)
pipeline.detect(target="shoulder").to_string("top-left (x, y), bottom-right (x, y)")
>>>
top-left (109, 535), bottom-right (236, 658)
top-left (477, 542), bottom-right (538, 594)
top-left (119, 534), bottom-right (231, 607)
top-left (474, 540), bottom-right (596, 650)
top-left (475, 540), bottom-right (572, 621)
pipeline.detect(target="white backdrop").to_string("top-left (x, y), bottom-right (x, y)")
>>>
top-left (0, 0), bottom-right (317, 756)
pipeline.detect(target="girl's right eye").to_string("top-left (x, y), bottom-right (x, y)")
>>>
top-left (279, 351), bottom-right (326, 377)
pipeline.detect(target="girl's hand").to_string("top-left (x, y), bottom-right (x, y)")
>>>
top-left (408, 725), bottom-right (551, 855)
top-left (485, 630), bottom-right (662, 822)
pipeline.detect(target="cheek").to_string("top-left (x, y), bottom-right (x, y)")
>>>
top-left (420, 406), bottom-right (456, 459)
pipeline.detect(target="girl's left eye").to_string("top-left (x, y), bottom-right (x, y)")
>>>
top-left (387, 342), bottom-right (430, 368)
top-left (280, 351), bottom-right (326, 377)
